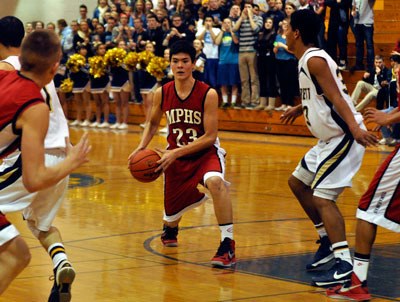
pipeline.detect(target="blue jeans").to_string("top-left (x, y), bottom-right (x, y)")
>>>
top-left (381, 107), bottom-right (396, 139)
top-left (354, 24), bottom-right (375, 71)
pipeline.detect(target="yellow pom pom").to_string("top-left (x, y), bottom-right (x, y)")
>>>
top-left (123, 51), bottom-right (140, 71)
top-left (66, 54), bottom-right (86, 73)
top-left (88, 56), bottom-right (107, 78)
top-left (146, 56), bottom-right (169, 81)
top-left (60, 78), bottom-right (74, 93)
top-left (104, 47), bottom-right (127, 67)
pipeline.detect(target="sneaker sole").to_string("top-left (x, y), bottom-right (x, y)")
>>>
top-left (327, 293), bottom-right (371, 301)
top-left (211, 259), bottom-right (236, 268)
top-left (163, 242), bottom-right (178, 247)
top-left (57, 266), bottom-right (76, 302)
top-left (312, 278), bottom-right (350, 288)
top-left (306, 254), bottom-right (335, 271)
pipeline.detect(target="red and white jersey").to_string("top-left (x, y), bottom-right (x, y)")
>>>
top-left (161, 80), bottom-right (220, 156)
top-left (0, 70), bottom-right (44, 159)
top-left (298, 48), bottom-right (364, 141)
top-left (2, 56), bottom-right (69, 149)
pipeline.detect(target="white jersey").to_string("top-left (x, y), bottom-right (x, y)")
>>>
top-left (298, 48), bottom-right (364, 141)
top-left (2, 56), bottom-right (69, 149)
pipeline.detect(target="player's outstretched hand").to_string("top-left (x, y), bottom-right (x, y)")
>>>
top-left (65, 133), bottom-right (91, 169)
top-left (364, 107), bottom-right (390, 126)
top-left (280, 104), bottom-right (303, 124)
top-left (154, 148), bottom-right (178, 172)
top-left (351, 127), bottom-right (378, 147)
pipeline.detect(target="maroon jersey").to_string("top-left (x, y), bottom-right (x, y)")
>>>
top-left (161, 80), bottom-right (211, 155)
top-left (0, 70), bottom-right (44, 159)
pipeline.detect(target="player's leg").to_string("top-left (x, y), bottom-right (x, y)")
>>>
top-left (37, 226), bottom-right (75, 302)
top-left (0, 236), bottom-right (31, 294)
top-left (290, 150), bottom-right (334, 271)
top-left (206, 174), bottom-right (235, 268)
top-left (23, 151), bottom-right (74, 302)
top-left (326, 219), bottom-right (375, 300)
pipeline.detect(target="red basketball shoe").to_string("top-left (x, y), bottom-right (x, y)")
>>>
top-left (326, 272), bottom-right (371, 301)
top-left (161, 225), bottom-right (178, 247)
top-left (211, 238), bottom-right (236, 268)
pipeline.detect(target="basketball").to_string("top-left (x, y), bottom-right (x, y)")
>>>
top-left (129, 149), bottom-right (161, 182)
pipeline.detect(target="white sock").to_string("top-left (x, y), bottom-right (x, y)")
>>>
top-left (231, 95), bottom-right (237, 104)
top-left (48, 243), bottom-right (68, 268)
top-left (353, 253), bottom-right (370, 282)
top-left (314, 222), bottom-right (328, 238)
top-left (219, 224), bottom-right (233, 241)
top-left (332, 241), bottom-right (352, 265)
top-left (222, 95), bottom-right (228, 103)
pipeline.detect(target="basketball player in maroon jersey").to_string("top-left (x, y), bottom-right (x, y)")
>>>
top-left (129, 40), bottom-right (235, 267)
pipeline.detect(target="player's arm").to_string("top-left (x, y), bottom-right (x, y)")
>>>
top-left (308, 56), bottom-right (378, 146)
top-left (18, 103), bottom-right (90, 192)
top-left (364, 106), bottom-right (400, 126)
top-left (128, 86), bottom-right (163, 160)
top-left (155, 88), bottom-right (219, 171)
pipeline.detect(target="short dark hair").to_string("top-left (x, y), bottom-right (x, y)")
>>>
top-left (0, 16), bottom-right (25, 48)
top-left (289, 9), bottom-right (319, 46)
top-left (169, 40), bottom-right (196, 62)
top-left (20, 30), bottom-right (61, 74)
top-left (390, 54), bottom-right (400, 63)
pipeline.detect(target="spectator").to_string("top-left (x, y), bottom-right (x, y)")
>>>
top-left (309, 0), bottom-right (327, 49)
top-left (207, 0), bottom-right (229, 27)
top-left (326, 0), bottom-right (352, 70)
top-left (233, 2), bottom-right (263, 109)
top-left (93, 0), bottom-right (111, 25)
top-left (350, 0), bottom-right (376, 72)
top-left (46, 22), bottom-right (56, 32)
top-left (78, 4), bottom-right (93, 30)
top-left (351, 55), bottom-right (387, 111)
top-left (215, 18), bottom-right (241, 108)
top-left (147, 13), bottom-right (165, 57)
top-left (57, 19), bottom-right (74, 63)
top-left (25, 22), bottom-right (33, 35)
top-left (255, 17), bottom-right (278, 110)
top-left (196, 15), bottom-right (221, 88)
top-left (263, 0), bottom-right (285, 31)
top-left (273, 18), bottom-right (299, 111)
top-left (163, 14), bottom-right (195, 48)
top-left (113, 13), bottom-right (134, 43)
top-left (193, 39), bottom-right (207, 82)
top-left (34, 20), bottom-right (44, 30)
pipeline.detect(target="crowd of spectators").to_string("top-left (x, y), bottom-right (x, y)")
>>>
top-left (23, 0), bottom-right (395, 132)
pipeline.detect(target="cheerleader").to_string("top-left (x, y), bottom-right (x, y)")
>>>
top-left (138, 41), bottom-right (157, 128)
top-left (69, 45), bottom-right (92, 126)
top-left (110, 40), bottom-right (131, 130)
top-left (89, 43), bottom-right (110, 128)
top-left (53, 62), bottom-right (69, 117)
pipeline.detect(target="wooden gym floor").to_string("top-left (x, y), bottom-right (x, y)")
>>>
top-left (1, 126), bottom-right (399, 302)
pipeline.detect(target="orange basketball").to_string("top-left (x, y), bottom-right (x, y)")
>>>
top-left (129, 149), bottom-right (161, 182)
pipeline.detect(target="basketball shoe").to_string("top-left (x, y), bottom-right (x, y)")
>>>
top-left (312, 258), bottom-right (352, 287)
top-left (161, 225), bottom-right (178, 247)
top-left (306, 236), bottom-right (334, 271)
top-left (326, 272), bottom-right (371, 301)
top-left (211, 238), bottom-right (236, 268)
top-left (48, 260), bottom-right (76, 302)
